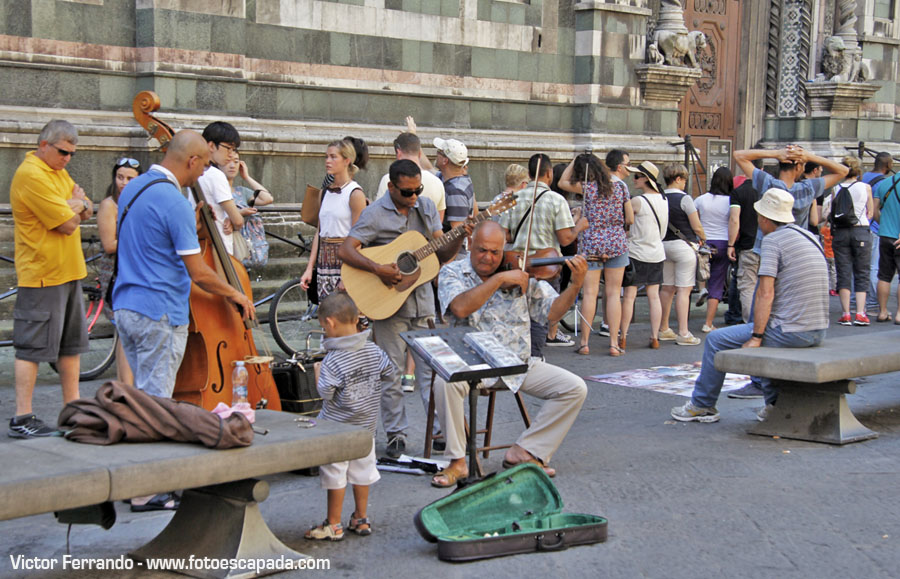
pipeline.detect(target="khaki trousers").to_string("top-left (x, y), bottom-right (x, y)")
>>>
top-left (433, 360), bottom-right (587, 464)
top-left (737, 251), bottom-right (760, 322)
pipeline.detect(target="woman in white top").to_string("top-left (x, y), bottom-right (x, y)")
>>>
top-left (821, 155), bottom-right (874, 325)
top-left (693, 167), bottom-right (734, 332)
top-left (300, 139), bottom-right (367, 302)
top-left (620, 162), bottom-right (669, 350)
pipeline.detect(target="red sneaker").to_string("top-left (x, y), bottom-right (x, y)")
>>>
top-left (854, 313), bottom-right (870, 326)
top-left (838, 314), bottom-right (852, 326)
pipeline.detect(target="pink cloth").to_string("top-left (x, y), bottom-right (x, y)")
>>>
top-left (212, 402), bottom-right (256, 424)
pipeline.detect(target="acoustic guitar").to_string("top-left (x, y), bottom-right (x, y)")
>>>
top-left (341, 194), bottom-right (517, 320)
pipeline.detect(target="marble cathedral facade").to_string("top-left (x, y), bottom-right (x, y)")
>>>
top-left (0, 0), bottom-right (897, 199)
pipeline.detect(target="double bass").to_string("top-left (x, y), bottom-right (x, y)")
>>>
top-left (132, 91), bottom-right (281, 411)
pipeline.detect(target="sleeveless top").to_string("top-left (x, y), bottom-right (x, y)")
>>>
top-left (319, 180), bottom-right (360, 238)
top-left (628, 193), bottom-right (668, 263)
top-left (662, 190), bottom-right (698, 243)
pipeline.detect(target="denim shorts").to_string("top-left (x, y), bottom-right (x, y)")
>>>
top-left (115, 309), bottom-right (188, 398)
top-left (587, 251), bottom-right (629, 270)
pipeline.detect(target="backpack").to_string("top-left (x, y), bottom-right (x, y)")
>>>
top-left (829, 185), bottom-right (858, 229)
top-left (232, 188), bottom-right (269, 269)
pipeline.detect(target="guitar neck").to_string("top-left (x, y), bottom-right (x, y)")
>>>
top-left (411, 210), bottom-right (494, 261)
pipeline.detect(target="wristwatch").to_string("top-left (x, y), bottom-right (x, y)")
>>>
top-left (751, 332), bottom-right (765, 339)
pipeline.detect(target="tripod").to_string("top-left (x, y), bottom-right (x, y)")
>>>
top-left (669, 134), bottom-right (708, 196)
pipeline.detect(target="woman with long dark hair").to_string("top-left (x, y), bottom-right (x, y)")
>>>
top-left (560, 153), bottom-right (633, 356)
top-left (694, 166), bottom-right (733, 331)
top-left (97, 157), bottom-right (142, 386)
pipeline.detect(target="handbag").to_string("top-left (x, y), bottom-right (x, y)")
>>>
top-left (231, 228), bottom-right (251, 262)
top-left (233, 188), bottom-right (269, 268)
top-left (622, 259), bottom-right (636, 287)
top-left (301, 184), bottom-right (323, 226)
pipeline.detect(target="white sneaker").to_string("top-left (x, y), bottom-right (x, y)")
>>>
top-left (658, 328), bottom-right (678, 341)
top-left (676, 332), bottom-right (701, 346)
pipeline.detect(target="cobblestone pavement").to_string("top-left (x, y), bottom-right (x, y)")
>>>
top-left (0, 296), bottom-right (898, 578)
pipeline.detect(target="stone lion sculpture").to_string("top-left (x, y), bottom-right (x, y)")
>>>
top-left (652, 30), bottom-right (707, 69)
top-left (819, 35), bottom-right (867, 82)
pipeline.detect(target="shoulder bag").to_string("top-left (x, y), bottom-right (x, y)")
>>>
top-left (106, 178), bottom-right (174, 308)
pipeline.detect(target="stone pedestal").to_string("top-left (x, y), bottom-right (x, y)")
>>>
top-left (804, 81), bottom-right (880, 116)
top-left (635, 64), bottom-right (702, 108)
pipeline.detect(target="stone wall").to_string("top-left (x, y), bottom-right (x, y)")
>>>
top-left (0, 0), bottom-right (684, 203)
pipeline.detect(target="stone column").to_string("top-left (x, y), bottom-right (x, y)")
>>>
top-left (656, 0), bottom-right (688, 34)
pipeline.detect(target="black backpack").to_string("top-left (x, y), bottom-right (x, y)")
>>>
top-left (829, 184), bottom-right (858, 229)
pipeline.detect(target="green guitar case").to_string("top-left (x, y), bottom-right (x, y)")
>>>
top-left (414, 464), bottom-right (608, 562)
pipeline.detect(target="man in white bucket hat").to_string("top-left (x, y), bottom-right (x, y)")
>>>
top-left (672, 188), bottom-right (829, 423)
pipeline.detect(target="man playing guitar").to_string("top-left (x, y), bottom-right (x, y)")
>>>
top-left (338, 160), bottom-right (470, 459)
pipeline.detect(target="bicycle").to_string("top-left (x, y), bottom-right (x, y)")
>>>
top-left (258, 231), bottom-right (321, 357)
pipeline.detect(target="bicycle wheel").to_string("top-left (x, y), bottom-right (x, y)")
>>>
top-left (269, 278), bottom-right (318, 357)
top-left (50, 285), bottom-right (118, 381)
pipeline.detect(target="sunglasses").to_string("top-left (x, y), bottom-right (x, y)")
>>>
top-left (116, 157), bottom-right (140, 169)
top-left (52, 144), bottom-right (76, 157)
top-left (395, 184), bottom-right (424, 197)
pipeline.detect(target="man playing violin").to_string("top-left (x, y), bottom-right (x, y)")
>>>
top-left (339, 160), bottom-right (470, 459)
top-left (430, 221), bottom-right (588, 487)
top-left (113, 130), bottom-right (256, 399)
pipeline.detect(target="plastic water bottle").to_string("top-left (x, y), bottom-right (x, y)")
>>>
top-left (232, 361), bottom-right (248, 406)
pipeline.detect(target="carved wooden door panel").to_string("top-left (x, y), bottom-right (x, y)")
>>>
top-left (678, 0), bottom-right (742, 195)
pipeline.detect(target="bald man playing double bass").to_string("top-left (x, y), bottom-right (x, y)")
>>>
top-left (430, 221), bottom-right (588, 487)
top-left (113, 130), bottom-right (255, 399)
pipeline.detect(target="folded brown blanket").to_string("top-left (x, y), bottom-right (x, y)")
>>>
top-left (58, 381), bottom-right (253, 449)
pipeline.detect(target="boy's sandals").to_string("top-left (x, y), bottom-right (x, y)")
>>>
top-left (348, 512), bottom-right (372, 536)
top-left (305, 520), bottom-right (344, 541)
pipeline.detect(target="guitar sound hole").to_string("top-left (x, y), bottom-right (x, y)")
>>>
top-left (396, 252), bottom-right (419, 275)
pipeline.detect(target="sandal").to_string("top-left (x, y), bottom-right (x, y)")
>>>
top-left (618, 336), bottom-right (627, 352)
top-left (431, 466), bottom-right (467, 488)
top-left (305, 520), bottom-right (344, 541)
top-left (130, 493), bottom-right (179, 513)
top-left (348, 512), bottom-right (372, 536)
top-left (609, 345), bottom-right (624, 357)
top-left (575, 345), bottom-right (590, 355)
top-left (502, 458), bottom-right (556, 478)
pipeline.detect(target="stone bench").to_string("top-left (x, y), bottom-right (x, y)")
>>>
top-left (715, 330), bottom-right (900, 445)
top-left (0, 410), bottom-right (371, 577)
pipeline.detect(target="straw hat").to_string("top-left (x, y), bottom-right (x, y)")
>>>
top-left (626, 161), bottom-right (663, 194)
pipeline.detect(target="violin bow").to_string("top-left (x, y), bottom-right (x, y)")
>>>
top-left (520, 156), bottom-right (541, 268)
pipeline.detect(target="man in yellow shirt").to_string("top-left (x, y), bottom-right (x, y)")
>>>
top-left (9, 120), bottom-right (93, 438)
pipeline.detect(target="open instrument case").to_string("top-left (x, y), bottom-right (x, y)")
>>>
top-left (414, 464), bottom-right (607, 562)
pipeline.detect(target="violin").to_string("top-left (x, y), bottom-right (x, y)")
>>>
top-left (132, 91), bottom-right (281, 412)
top-left (501, 248), bottom-right (606, 280)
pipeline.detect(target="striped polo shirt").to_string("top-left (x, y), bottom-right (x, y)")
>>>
top-left (758, 224), bottom-right (829, 333)
top-left (317, 330), bottom-right (396, 436)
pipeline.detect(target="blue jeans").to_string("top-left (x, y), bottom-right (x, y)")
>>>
top-left (691, 323), bottom-right (826, 409)
top-left (867, 229), bottom-right (880, 308)
top-left (115, 309), bottom-right (188, 398)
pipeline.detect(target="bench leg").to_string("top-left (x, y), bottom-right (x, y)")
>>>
top-left (747, 382), bottom-right (878, 445)
top-left (130, 479), bottom-right (306, 579)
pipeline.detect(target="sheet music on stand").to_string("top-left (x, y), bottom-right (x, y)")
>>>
top-left (400, 327), bottom-right (527, 385)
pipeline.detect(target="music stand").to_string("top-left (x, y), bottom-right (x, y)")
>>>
top-left (401, 327), bottom-right (527, 483)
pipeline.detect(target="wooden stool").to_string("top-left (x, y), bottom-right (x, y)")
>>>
top-left (423, 378), bottom-right (532, 462)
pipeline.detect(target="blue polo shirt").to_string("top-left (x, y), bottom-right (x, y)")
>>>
top-left (751, 168), bottom-right (824, 254)
top-left (112, 166), bottom-right (201, 326)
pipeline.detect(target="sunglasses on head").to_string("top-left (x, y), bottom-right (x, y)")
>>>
top-left (395, 184), bottom-right (424, 197)
top-left (116, 157), bottom-right (140, 169)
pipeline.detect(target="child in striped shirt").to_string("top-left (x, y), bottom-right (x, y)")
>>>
top-left (305, 292), bottom-right (396, 542)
